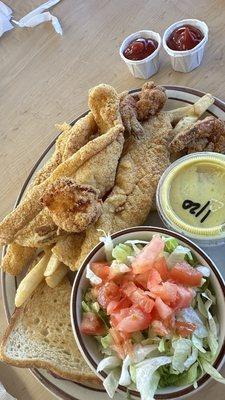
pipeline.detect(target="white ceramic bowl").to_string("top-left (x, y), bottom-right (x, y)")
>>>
top-left (71, 226), bottom-right (225, 399)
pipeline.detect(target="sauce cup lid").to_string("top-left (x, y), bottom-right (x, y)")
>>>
top-left (156, 152), bottom-right (225, 245)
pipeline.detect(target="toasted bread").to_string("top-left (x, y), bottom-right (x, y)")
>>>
top-left (0, 277), bottom-right (101, 388)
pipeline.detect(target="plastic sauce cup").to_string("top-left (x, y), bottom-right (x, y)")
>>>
top-left (119, 30), bottom-right (161, 79)
top-left (163, 19), bottom-right (209, 73)
top-left (156, 153), bottom-right (225, 247)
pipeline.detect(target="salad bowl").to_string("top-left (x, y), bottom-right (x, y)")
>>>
top-left (71, 226), bottom-right (225, 399)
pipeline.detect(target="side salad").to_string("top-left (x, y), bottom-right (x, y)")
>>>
top-left (80, 234), bottom-right (225, 400)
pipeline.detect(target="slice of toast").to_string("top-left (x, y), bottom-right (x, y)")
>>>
top-left (0, 276), bottom-right (101, 388)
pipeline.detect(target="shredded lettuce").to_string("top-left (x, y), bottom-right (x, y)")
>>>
top-left (132, 344), bottom-right (158, 364)
top-left (172, 339), bottom-right (192, 373)
top-left (207, 329), bottom-right (218, 357)
top-left (196, 266), bottom-right (210, 277)
top-left (136, 357), bottom-right (171, 400)
top-left (164, 237), bottom-right (179, 253)
top-left (158, 338), bottom-right (166, 353)
top-left (86, 263), bottom-right (102, 285)
top-left (98, 230), bottom-right (114, 263)
top-left (97, 356), bottom-right (121, 372)
top-left (129, 364), bottom-right (137, 384)
top-left (177, 307), bottom-right (208, 338)
top-left (112, 243), bottom-right (133, 264)
top-left (201, 292), bottom-right (218, 337)
top-left (184, 347), bottom-right (198, 369)
top-left (119, 355), bottom-right (132, 386)
top-left (109, 260), bottom-right (130, 275)
top-left (132, 332), bottom-right (144, 344)
top-left (167, 245), bottom-right (192, 269)
top-left (81, 300), bottom-right (91, 313)
top-left (103, 368), bottom-right (120, 398)
top-left (200, 358), bottom-right (225, 384)
top-left (192, 335), bottom-right (206, 353)
top-left (159, 362), bottom-right (199, 388)
top-left (101, 334), bottom-right (112, 349)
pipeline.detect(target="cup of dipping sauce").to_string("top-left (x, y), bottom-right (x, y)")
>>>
top-left (156, 153), bottom-right (225, 247)
top-left (163, 19), bottom-right (208, 72)
top-left (119, 30), bottom-right (161, 79)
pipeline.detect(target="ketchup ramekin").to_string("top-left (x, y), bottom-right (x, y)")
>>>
top-left (163, 19), bottom-right (209, 73)
top-left (119, 30), bottom-right (161, 79)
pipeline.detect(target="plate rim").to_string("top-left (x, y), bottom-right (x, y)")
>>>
top-left (1, 85), bottom-right (225, 400)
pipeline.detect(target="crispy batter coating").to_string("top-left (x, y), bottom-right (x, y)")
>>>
top-left (119, 92), bottom-right (144, 137)
top-left (41, 178), bottom-right (102, 233)
top-left (15, 209), bottom-right (63, 248)
top-left (170, 116), bottom-right (225, 153)
top-left (52, 233), bottom-right (85, 270)
top-left (136, 82), bottom-right (167, 121)
top-left (1, 243), bottom-right (36, 276)
top-left (88, 84), bottom-right (122, 133)
top-left (72, 112), bottom-right (173, 270)
top-left (0, 97), bottom-right (124, 246)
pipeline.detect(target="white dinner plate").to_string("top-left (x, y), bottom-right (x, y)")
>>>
top-left (1, 86), bottom-right (225, 400)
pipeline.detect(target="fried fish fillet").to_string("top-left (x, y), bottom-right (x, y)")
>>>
top-left (1, 243), bottom-right (36, 276)
top-left (72, 111), bottom-right (173, 270)
top-left (52, 233), bottom-right (85, 270)
top-left (0, 85), bottom-right (124, 245)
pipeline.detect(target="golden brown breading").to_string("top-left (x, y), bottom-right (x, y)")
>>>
top-left (15, 209), bottom-right (63, 248)
top-left (52, 233), bottom-right (85, 270)
top-left (0, 123), bottom-right (124, 246)
top-left (1, 243), bottom-right (36, 276)
top-left (170, 116), bottom-right (225, 153)
top-left (41, 178), bottom-right (102, 233)
top-left (72, 112), bottom-right (173, 270)
top-left (88, 84), bottom-right (122, 133)
top-left (119, 92), bottom-right (144, 137)
top-left (136, 81), bottom-right (167, 121)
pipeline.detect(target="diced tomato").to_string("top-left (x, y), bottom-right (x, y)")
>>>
top-left (149, 282), bottom-right (178, 304)
top-left (113, 271), bottom-right (134, 286)
top-left (91, 262), bottom-right (110, 281)
top-left (80, 312), bottom-right (105, 335)
top-left (116, 306), bottom-right (152, 333)
top-left (151, 320), bottom-right (169, 336)
top-left (107, 297), bottom-right (132, 315)
top-left (98, 282), bottom-right (121, 309)
top-left (154, 297), bottom-right (173, 320)
top-left (173, 285), bottom-right (194, 310)
top-left (109, 328), bottom-right (132, 359)
top-left (134, 271), bottom-right (150, 289)
top-left (153, 257), bottom-right (169, 280)
top-left (176, 321), bottom-right (196, 337)
top-left (132, 236), bottom-right (164, 274)
top-left (147, 269), bottom-right (162, 290)
top-left (170, 262), bottom-right (202, 287)
top-left (122, 282), bottom-right (154, 314)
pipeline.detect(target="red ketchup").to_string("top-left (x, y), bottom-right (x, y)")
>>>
top-left (123, 38), bottom-right (158, 61)
top-left (167, 25), bottom-right (204, 51)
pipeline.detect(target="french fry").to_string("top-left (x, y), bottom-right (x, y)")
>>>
top-left (15, 250), bottom-right (51, 308)
top-left (44, 253), bottom-right (62, 277)
top-left (45, 264), bottom-right (68, 288)
top-left (168, 94), bottom-right (214, 124)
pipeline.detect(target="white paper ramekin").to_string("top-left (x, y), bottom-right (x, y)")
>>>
top-left (119, 30), bottom-right (161, 79)
top-left (163, 19), bottom-right (209, 73)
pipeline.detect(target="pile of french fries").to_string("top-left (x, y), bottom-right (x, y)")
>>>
top-left (15, 250), bottom-right (68, 307)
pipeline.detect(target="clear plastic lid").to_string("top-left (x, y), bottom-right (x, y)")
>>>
top-left (156, 152), bottom-right (225, 246)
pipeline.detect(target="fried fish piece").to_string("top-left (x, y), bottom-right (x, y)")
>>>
top-left (0, 86), bottom-right (124, 245)
top-left (52, 233), bottom-right (85, 270)
top-left (41, 178), bottom-right (102, 233)
top-left (72, 111), bottom-right (173, 270)
top-left (15, 208), bottom-right (62, 248)
top-left (1, 243), bottom-right (36, 276)
top-left (170, 116), bottom-right (225, 153)
top-left (88, 84), bottom-right (122, 133)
